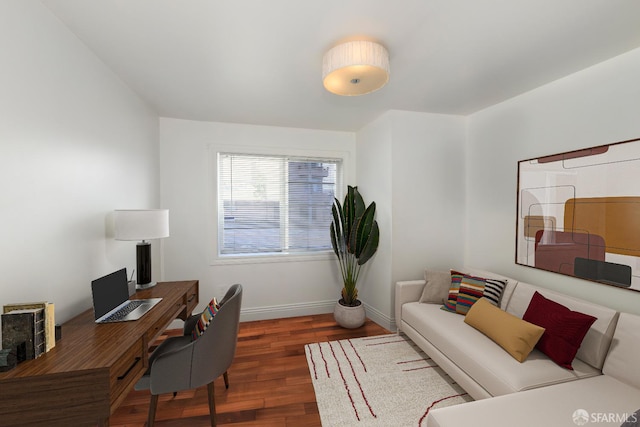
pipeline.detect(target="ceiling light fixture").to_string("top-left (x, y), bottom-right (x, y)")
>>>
top-left (322, 40), bottom-right (390, 96)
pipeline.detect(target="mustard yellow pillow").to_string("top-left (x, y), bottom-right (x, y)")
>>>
top-left (464, 298), bottom-right (545, 362)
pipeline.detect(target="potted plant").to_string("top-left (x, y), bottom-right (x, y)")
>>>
top-left (330, 185), bottom-right (379, 328)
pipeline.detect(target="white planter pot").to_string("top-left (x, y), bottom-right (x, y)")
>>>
top-left (334, 300), bottom-right (366, 329)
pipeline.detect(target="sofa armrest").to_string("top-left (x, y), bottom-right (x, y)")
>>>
top-left (395, 280), bottom-right (425, 332)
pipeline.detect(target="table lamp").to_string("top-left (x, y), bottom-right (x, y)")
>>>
top-left (114, 209), bottom-right (170, 289)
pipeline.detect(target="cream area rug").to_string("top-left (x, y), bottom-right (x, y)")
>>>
top-left (305, 334), bottom-right (473, 426)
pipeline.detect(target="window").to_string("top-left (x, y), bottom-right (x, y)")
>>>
top-left (218, 152), bottom-right (341, 257)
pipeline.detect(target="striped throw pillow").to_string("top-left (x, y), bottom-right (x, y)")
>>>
top-left (456, 276), bottom-right (487, 315)
top-left (441, 270), bottom-right (465, 312)
top-left (192, 298), bottom-right (220, 340)
top-left (483, 278), bottom-right (507, 306)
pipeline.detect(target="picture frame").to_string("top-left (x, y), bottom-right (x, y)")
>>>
top-left (516, 137), bottom-right (640, 292)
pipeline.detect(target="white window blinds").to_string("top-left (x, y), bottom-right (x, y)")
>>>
top-left (218, 153), bottom-right (341, 256)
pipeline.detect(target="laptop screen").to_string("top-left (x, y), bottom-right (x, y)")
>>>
top-left (91, 268), bottom-right (129, 320)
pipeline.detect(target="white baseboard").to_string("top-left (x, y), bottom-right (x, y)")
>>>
top-left (239, 300), bottom-right (336, 322)
top-left (363, 302), bottom-right (395, 331)
top-left (166, 300), bottom-right (335, 330)
top-left (171, 300), bottom-right (395, 331)
top-left (237, 300), bottom-right (395, 331)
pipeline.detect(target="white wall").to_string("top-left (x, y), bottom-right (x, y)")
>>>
top-left (9, 0), bottom-right (637, 334)
top-left (159, 118), bottom-right (356, 320)
top-left (355, 113), bottom-right (393, 326)
top-left (0, 1), bottom-right (160, 326)
top-left (389, 111), bottom-right (467, 281)
top-left (357, 110), bottom-right (467, 328)
top-left (466, 47), bottom-right (640, 314)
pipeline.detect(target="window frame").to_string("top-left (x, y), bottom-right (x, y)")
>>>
top-left (208, 144), bottom-right (349, 265)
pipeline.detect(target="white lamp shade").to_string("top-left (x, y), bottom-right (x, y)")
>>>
top-left (322, 40), bottom-right (390, 96)
top-left (114, 209), bottom-right (170, 241)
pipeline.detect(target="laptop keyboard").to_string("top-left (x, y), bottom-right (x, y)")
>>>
top-left (103, 300), bottom-right (144, 322)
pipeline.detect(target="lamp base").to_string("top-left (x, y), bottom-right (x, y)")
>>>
top-left (136, 241), bottom-right (153, 286)
top-left (136, 281), bottom-right (157, 290)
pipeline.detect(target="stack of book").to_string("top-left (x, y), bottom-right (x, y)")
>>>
top-left (1, 302), bottom-right (55, 362)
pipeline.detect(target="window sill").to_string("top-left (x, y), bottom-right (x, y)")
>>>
top-left (210, 251), bottom-right (335, 266)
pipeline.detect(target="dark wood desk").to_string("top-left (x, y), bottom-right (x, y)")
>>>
top-left (0, 280), bottom-right (199, 427)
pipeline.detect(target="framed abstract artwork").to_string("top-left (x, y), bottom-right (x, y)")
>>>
top-left (516, 137), bottom-right (640, 292)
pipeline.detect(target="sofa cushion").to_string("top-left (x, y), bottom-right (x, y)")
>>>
top-left (420, 269), bottom-right (452, 304)
top-left (505, 281), bottom-right (618, 370)
top-left (465, 298), bottom-right (544, 362)
top-left (402, 302), bottom-right (600, 397)
top-left (603, 312), bottom-right (640, 389)
top-left (523, 291), bottom-right (597, 370)
top-left (426, 375), bottom-right (640, 427)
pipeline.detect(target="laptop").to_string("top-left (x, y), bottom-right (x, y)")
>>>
top-left (91, 268), bottom-right (162, 323)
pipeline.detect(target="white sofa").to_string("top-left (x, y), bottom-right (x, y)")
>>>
top-left (395, 268), bottom-right (640, 427)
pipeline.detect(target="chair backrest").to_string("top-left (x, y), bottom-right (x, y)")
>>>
top-left (190, 284), bottom-right (243, 389)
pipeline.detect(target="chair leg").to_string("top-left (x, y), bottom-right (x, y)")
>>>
top-left (147, 394), bottom-right (159, 427)
top-left (207, 382), bottom-right (217, 427)
top-left (223, 370), bottom-right (229, 389)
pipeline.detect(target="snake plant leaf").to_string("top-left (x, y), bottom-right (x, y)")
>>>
top-left (330, 222), bottom-right (339, 259)
top-left (353, 187), bottom-right (365, 221)
top-left (352, 202), bottom-right (377, 257)
top-left (343, 187), bottom-right (355, 246)
top-left (343, 186), bottom-right (365, 255)
top-left (357, 221), bottom-right (379, 265)
top-left (330, 200), bottom-right (344, 256)
top-left (334, 198), bottom-right (345, 240)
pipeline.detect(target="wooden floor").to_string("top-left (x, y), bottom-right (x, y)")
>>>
top-left (110, 314), bottom-right (390, 426)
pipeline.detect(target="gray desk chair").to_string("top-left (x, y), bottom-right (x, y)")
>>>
top-left (135, 284), bottom-right (243, 426)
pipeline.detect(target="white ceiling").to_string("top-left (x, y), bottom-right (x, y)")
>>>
top-left (41, 0), bottom-right (640, 131)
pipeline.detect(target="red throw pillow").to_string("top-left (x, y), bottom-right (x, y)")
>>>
top-left (523, 292), bottom-right (597, 370)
